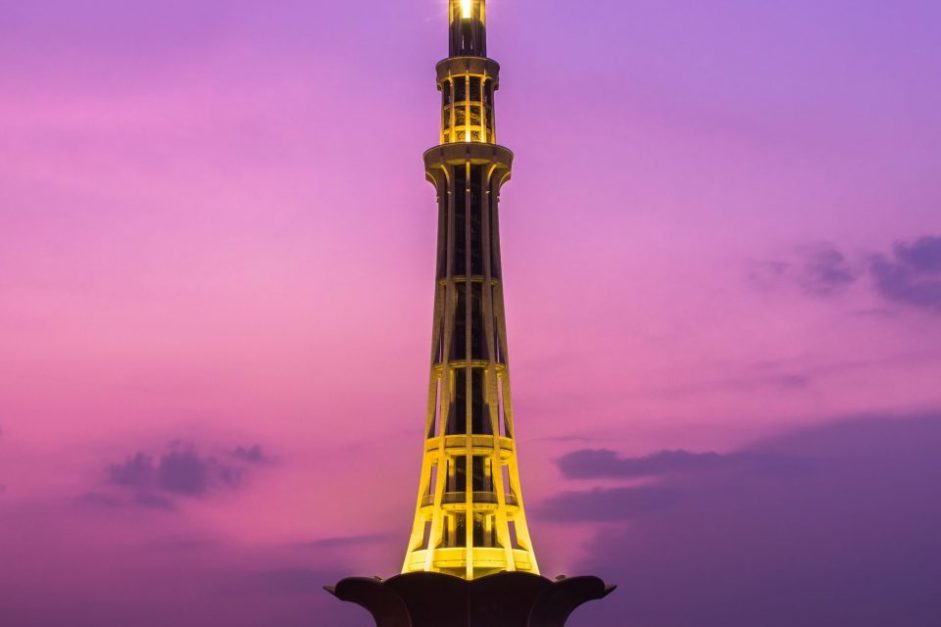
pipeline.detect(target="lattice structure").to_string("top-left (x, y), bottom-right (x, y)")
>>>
top-left (401, 0), bottom-right (540, 581)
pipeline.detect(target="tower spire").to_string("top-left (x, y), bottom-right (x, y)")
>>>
top-left (450, 0), bottom-right (487, 57)
top-left (402, 0), bottom-right (539, 580)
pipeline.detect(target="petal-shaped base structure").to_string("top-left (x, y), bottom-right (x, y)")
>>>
top-left (326, 571), bottom-right (615, 627)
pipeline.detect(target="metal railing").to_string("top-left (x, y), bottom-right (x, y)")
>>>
top-left (422, 492), bottom-right (519, 506)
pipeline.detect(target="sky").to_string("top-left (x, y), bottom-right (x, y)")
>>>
top-left (1, 0), bottom-right (940, 625)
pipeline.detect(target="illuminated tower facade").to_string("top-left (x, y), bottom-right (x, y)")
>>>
top-left (401, 0), bottom-right (538, 580)
top-left (328, 3), bottom-right (614, 624)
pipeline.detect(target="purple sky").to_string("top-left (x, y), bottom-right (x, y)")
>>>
top-left (1, 1), bottom-right (940, 625)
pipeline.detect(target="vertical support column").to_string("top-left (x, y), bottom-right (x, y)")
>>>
top-left (431, 167), bottom-right (456, 572)
top-left (460, 159), bottom-right (475, 579)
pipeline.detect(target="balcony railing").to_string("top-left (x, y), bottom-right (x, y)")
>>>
top-left (422, 492), bottom-right (519, 507)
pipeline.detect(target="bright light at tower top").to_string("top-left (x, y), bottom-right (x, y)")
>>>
top-left (460, 0), bottom-right (473, 19)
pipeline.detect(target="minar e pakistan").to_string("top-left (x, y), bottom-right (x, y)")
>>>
top-left (327, 2), bottom-right (615, 625)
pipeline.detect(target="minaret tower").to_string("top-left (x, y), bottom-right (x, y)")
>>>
top-left (328, 4), bottom-right (614, 624)
top-left (401, 0), bottom-right (538, 581)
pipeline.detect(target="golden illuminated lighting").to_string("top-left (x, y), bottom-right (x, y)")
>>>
top-left (407, 0), bottom-right (537, 581)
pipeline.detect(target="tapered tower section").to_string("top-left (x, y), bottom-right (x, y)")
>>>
top-left (402, 0), bottom-right (538, 581)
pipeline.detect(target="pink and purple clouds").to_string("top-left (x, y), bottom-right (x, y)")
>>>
top-left (1, 1), bottom-right (940, 625)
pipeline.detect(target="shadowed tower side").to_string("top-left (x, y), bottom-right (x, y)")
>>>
top-left (401, 0), bottom-right (539, 580)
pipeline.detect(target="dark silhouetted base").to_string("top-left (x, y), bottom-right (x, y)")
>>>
top-left (325, 571), bottom-right (615, 627)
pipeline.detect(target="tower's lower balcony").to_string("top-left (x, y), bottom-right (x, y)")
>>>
top-left (421, 491), bottom-right (519, 508)
top-left (404, 547), bottom-right (537, 575)
top-left (426, 435), bottom-right (516, 454)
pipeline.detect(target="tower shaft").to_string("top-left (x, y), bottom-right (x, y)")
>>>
top-left (402, 0), bottom-right (539, 581)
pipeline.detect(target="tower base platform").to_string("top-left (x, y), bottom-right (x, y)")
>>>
top-left (325, 571), bottom-right (615, 627)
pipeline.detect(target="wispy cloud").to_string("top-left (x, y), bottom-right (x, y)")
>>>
top-left (794, 243), bottom-right (860, 296)
top-left (869, 235), bottom-right (941, 313)
top-left (108, 446), bottom-right (243, 497)
top-left (749, 235), bottom-right (941, 315)
top-left (305, 533), bottom-right (393, 550)
top-left (747, 242), bottom-right (859, 297)
top-left (558, 449), bottom-right (744, 480)
top-left (229, 444), bottom-right (271, 465)
top-left (82, 441), bottom-right (272, 511)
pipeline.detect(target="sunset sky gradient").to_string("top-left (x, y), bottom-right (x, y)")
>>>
top-left (1, 1), bottom-right (940, 625)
